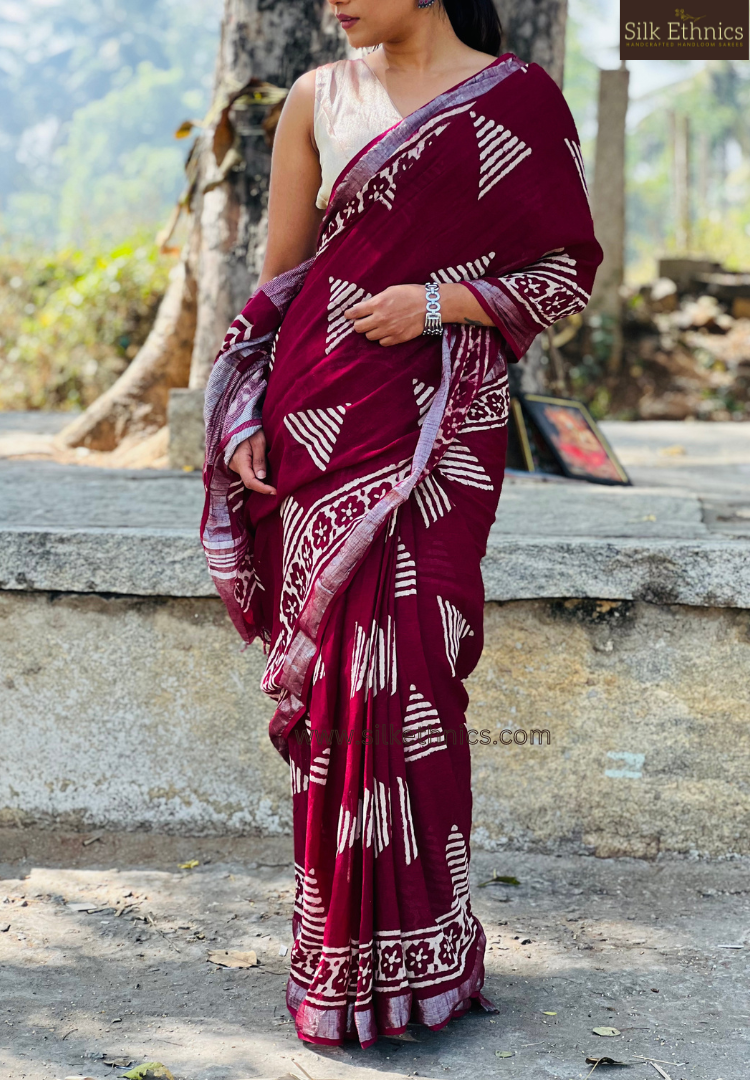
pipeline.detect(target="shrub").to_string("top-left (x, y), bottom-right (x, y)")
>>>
top-left (0, 235), bottom-right (172, 411)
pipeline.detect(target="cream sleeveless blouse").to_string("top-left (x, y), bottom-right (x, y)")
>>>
top-left (314, 59), bottom-right (403, 210)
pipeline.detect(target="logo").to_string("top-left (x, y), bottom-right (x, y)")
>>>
top-left (620, 1), bottom-right (748, 58)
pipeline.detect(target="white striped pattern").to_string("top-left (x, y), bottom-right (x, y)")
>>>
top-left (351, 618), bottom-right (397, 698)
top-left (412, 473), bottom-right (451, 529)
top-left (223, 313), bottom-right (253, 350)
top-left (336, 800), bottom-right (362, 854)
top-left (412, 379), bottom-right (436, 426)
top-left (351, 623), bottom-right (369, 695)
top-left (309, 745), bottom-right (331, 786)
top-left (299, 866), bottom-right (326, 946)
top-left (430, 252), bottom-right (496, 284)
top-left (362, 787), bottom-right (374, 850)
top-left (373, 780), bottom-right (391, 857)
top-left (268, 332), bottom-right (278, 373)
top-left (403, 684), bottom-right (447, 763)
top-left (471, 111), bottom-right (532, 200)
top-left (227, 477), bottom-right (245, 516)
top-left (564, 137), bottom-right (590, 205)
top-left (291, 761), bottom-right (309, 796)
top-left (397, 776), bottom-right (418, 866)
top-left (437, 596), bottom-right (474, 677)
top-left (446, 826), bottom-right (470, 905)
top-left (395, 541), bottom-right (417, 598)
top-left (284, 405), bottom-right (347, 471)
top-left (438, 441), bottom-right (494, 491)
top-left (326, 277), bottom-right (372, 354)
top-left (312, 653), bottom-right (326, 685)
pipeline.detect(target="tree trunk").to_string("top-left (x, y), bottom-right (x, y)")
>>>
top-left (589, 66), bottom-right (629, 373)
top-left (493, 0), bottom-right (568, 89)
top-left (494, 0), bottom-right (569, 395)
top-left (60, 0), bottom-right (346, 451)
top-left (188, 0), bottom-right (347, 389)
top-left (57, 258), bottom-right (198, 450)
top-left (673, 111), bottom-right (691, 253)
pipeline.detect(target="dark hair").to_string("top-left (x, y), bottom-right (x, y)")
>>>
top-left (442, 0), bottom-right (504, 56)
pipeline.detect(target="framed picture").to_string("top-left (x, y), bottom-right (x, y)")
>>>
top-left (508, 394), bottom-right (630, 486)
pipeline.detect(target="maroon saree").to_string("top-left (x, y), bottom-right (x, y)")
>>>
top-left (201, 54), bottom-right (601, 1046)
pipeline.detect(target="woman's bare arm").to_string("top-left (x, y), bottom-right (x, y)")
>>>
top-left (229, 72), bottom-right (323, 494)
top-left (258, 71), bottom-right (325, 286)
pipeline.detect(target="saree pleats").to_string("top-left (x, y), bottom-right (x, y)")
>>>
top-left (267, 418), bottom-right (508, 1045)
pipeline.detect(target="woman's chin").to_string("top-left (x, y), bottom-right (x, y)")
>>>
top-left (343, 27), bottom-right (381, 50)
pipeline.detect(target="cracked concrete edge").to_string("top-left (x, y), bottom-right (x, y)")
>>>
top-left (0, 526), bottom-right (748, 608)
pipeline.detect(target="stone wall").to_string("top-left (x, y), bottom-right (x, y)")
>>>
top-left (3, 590), bottom-right (748, 856)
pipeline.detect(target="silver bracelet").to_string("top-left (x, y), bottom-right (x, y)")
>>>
top-left (423, 282), bottom-right (442, 336)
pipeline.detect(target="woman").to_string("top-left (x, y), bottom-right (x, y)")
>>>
top-left (201, 0), bottom-right (601, 1048)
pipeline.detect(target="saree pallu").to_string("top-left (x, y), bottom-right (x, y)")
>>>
top-left (201, 54), bottom-right (602, 1046)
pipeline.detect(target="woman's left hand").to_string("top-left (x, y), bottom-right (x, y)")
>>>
top-left (345, 285), bottom-right (426, 347)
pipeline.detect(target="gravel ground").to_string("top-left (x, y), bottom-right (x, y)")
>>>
top-left (0, 831), bottom-right (748, 1080)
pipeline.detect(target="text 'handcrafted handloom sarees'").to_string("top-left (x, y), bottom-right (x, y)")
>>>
top-left (201, 54), bottom-right (602, 1046)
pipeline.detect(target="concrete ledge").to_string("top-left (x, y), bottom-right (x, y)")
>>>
top-left (1, 526), bottom-right (749, 609)
top-left (0, 527), bottom-right (213, 597)
top-left (482, 536), bottom-right (750, 608)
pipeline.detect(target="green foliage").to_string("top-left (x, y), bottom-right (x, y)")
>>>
top-left (0, 0), bottom-right (221, 244)
top-left (0, 236), bottom-right (172, 411)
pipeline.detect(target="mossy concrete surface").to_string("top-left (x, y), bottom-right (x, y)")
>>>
top-left (1, 591), bottom-right (749, 854)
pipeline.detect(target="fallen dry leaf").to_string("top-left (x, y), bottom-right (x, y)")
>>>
top-left (592, 1026), bottom-right (621, 1037)
top-left (178, 860), bottom-right (200, 870)
top-left (122, 1064), bottom-right (175, 1080)
top-left (585, 1056), bottom-right (633, 1066)
top-left (479, 871), bottom-right (520, 887)
top-left (496, 1050), bottom-right (513, 1057)
top-left (207, 949), bottom-right (258, 969)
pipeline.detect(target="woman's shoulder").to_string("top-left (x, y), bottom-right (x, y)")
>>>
top-left (294, 58), bottom-right (362, 92)
top-left (285, 59), bottom-right (364, 132)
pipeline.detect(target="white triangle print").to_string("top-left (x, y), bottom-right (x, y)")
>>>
top-left (412, 379), bottom-right (436, 426)
top-left (402, 683), bottom-right (447, 762)
top-left (284, 405), bottom-right (348, 471)
top-left (429, 252), bottom-right (496, 284)
top-left (395, 540), bottom-right (417, 598)
top-left (437, 595), bottom-right (474, 677)
top-left (470, 110), bottom-right (532, 200)
top-left (326, 277), bottom-right (372, 355)
top-left (438, 441), bottom-right (494, 490)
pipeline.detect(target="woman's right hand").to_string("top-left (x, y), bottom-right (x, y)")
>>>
top-left (228, 428), bottom-right (277, 495)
